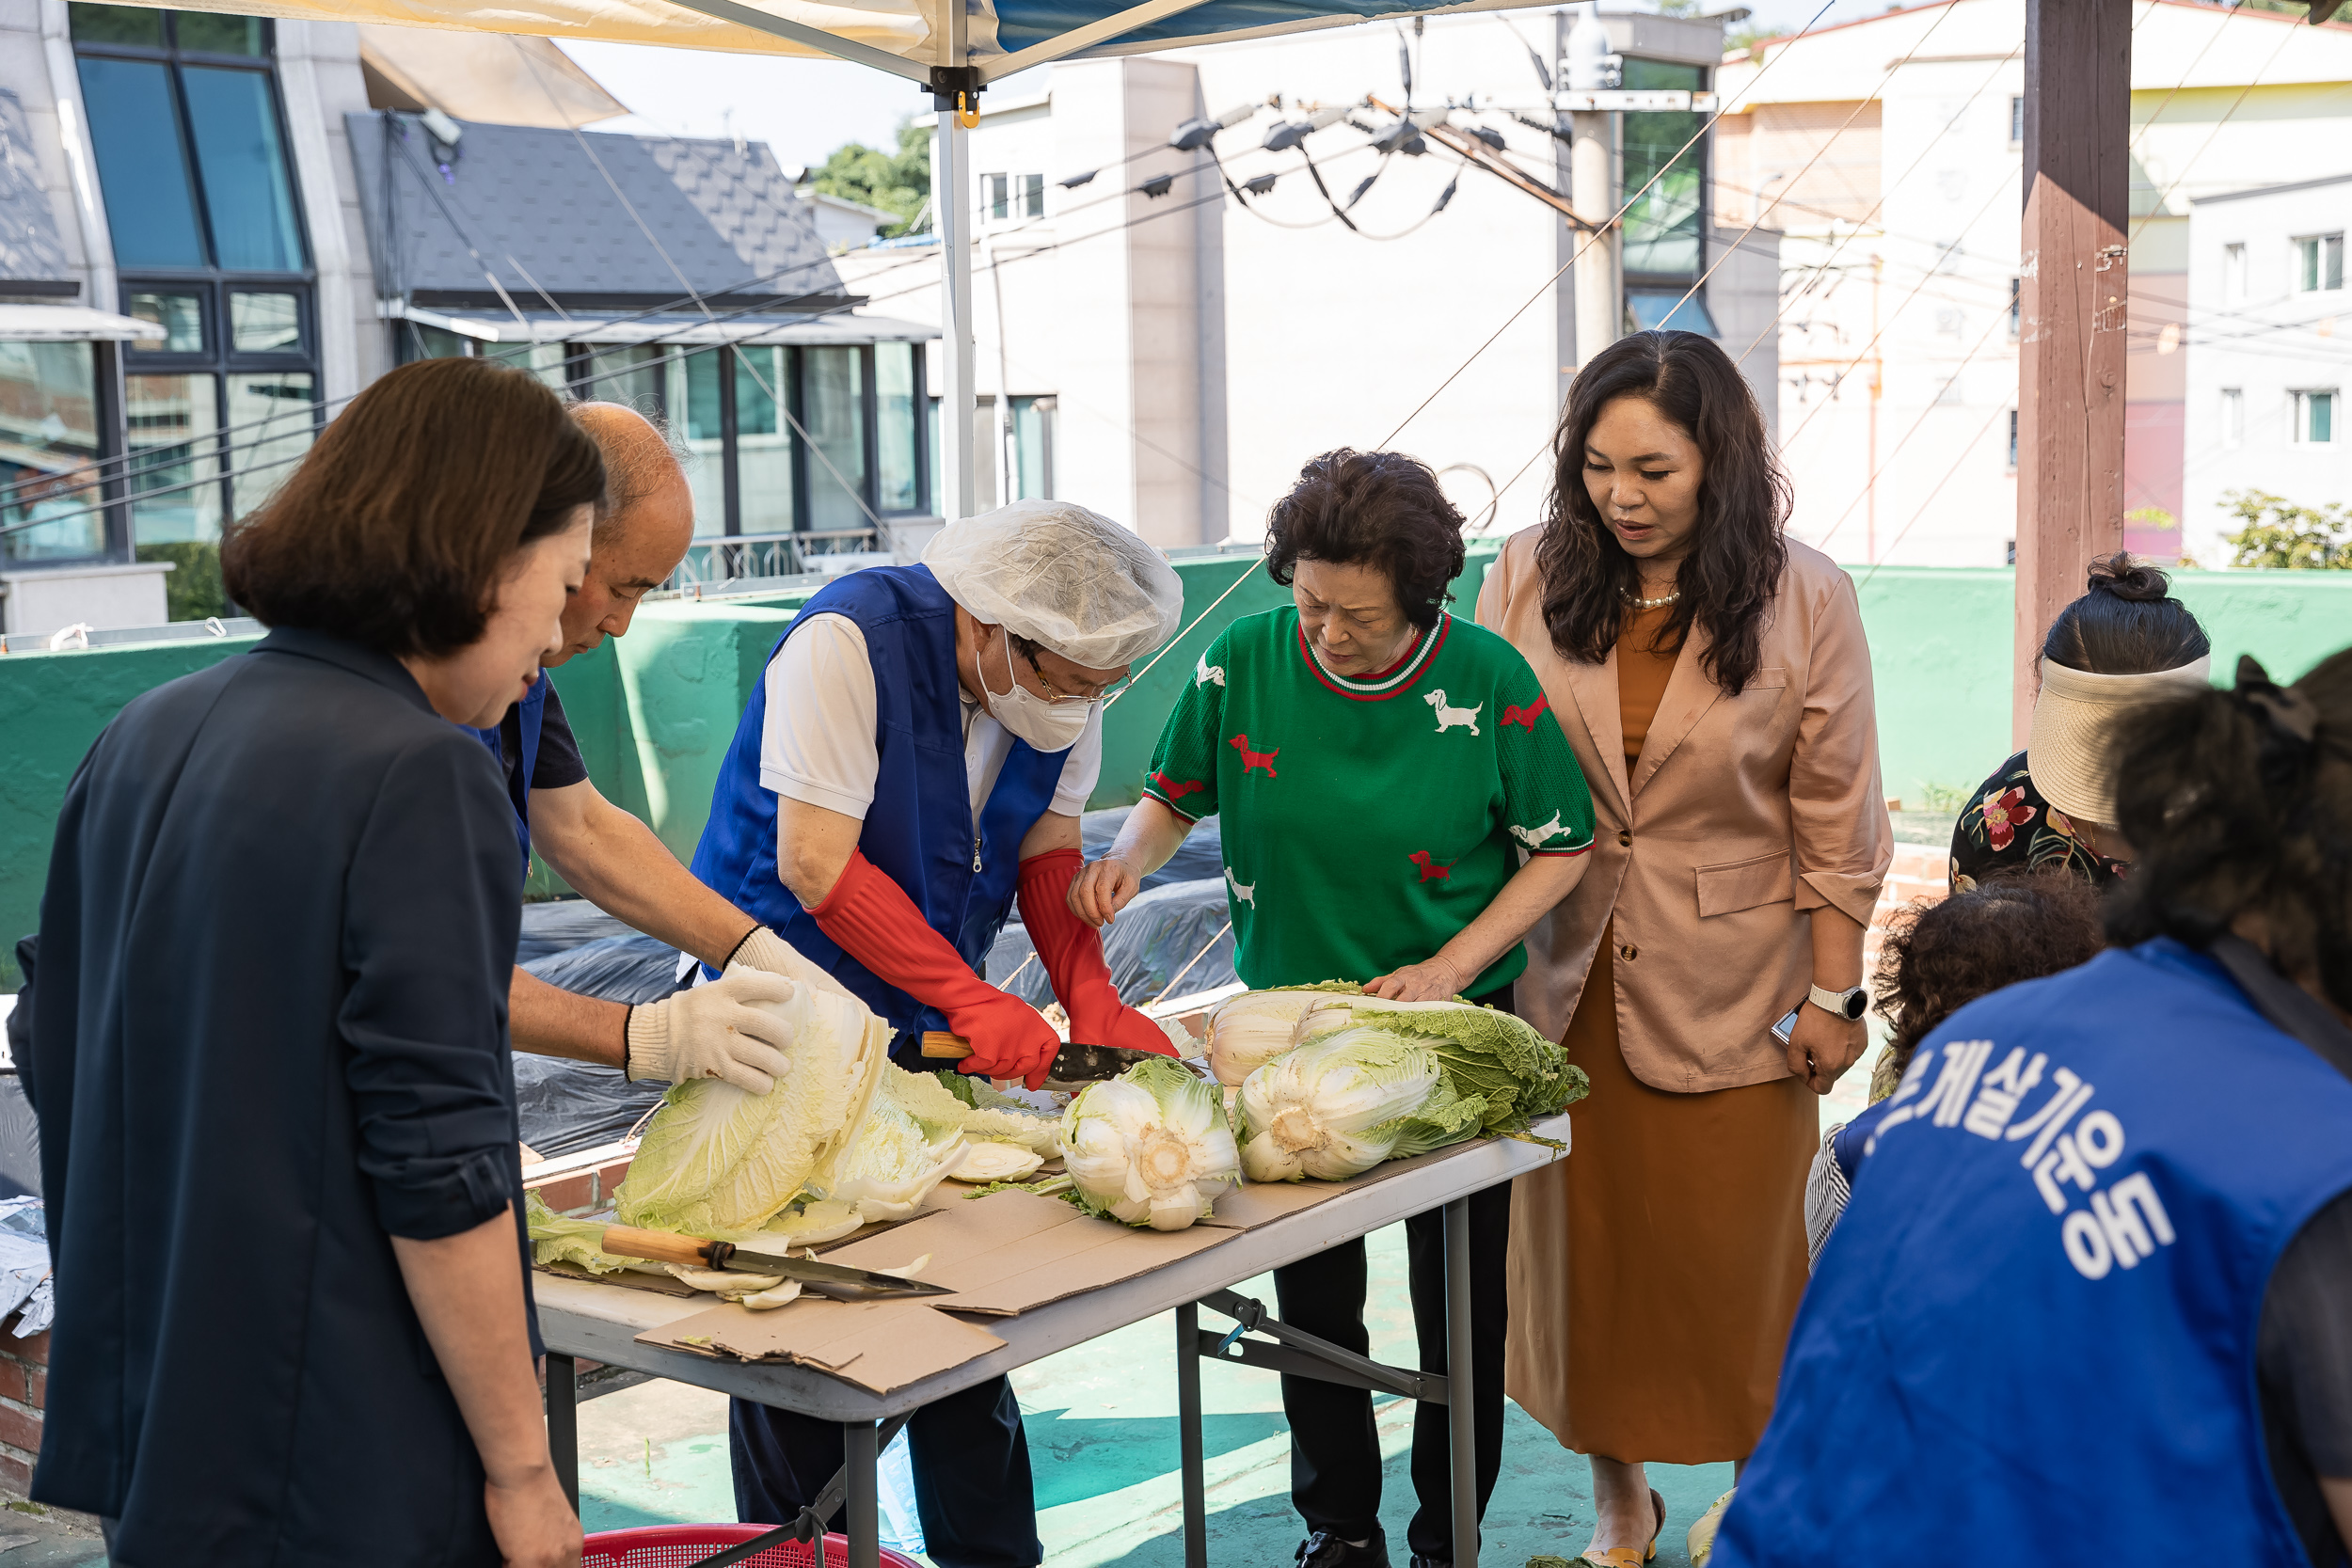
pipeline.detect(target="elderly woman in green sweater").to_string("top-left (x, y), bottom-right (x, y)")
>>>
top-left (1068, 449), bottom-right (1595, 1568)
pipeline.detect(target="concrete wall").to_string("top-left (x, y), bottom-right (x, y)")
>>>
top-left (8, 559), bottom-right (2351, 990)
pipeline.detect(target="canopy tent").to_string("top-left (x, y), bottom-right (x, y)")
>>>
top-left (110, 0), bottom-right (1565, 520)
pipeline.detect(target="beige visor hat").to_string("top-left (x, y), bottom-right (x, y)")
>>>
top-left (2026, 656), bottom-right (2212, 827)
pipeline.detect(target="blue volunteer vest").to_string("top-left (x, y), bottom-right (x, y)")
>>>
top-left (687, 564), bottom-right (1068, 1051)
top-left (1716, 939), bottom-right (2352, 1568)
top-left (469, 673), bottom-right (548, 874)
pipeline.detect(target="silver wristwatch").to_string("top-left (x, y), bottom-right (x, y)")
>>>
top-left (1808, 982), bottom-right (1868, 1021)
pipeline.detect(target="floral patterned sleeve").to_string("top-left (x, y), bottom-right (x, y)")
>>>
top-left (1948, 751), bottom-right (2126, 893)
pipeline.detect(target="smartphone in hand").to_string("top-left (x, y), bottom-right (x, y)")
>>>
top-left (1770, 1006), bottom-right (1803, 1047)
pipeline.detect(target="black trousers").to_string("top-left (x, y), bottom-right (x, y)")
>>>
top-left (729, 1375), bottom-right (1042, 1568)
top-left (1272, 1178), bottom-right (1512, 1562)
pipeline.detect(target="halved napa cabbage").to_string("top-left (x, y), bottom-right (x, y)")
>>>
top-left (949, 1142), bottom-right (1046, 1182)
top-left (889, 1067), bottom-right (1064, 1155)
top-left (815, 1072), bottom-right (967, 1222)
top-left (616, 980), bottom-right (890, 1235)
top-left (1062, 1056), bottom-right (1237, 1230)
top-left (1286, 995), bottom-right (1589, 1138)
top-left (1237, 1028), bottom-right (1467, 1182)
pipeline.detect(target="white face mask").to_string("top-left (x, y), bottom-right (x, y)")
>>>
top-left (985, 633), bottom-right (1094, 751)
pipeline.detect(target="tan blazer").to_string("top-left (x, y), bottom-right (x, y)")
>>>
top-left (1477, 530), bottom-right (1893, 1092)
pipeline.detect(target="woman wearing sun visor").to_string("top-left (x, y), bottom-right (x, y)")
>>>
top-left (683, 499), bottom-right (1183, 1568)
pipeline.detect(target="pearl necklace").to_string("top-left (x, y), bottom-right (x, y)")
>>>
top-left (1625, 587), bottom-right (1681, 610)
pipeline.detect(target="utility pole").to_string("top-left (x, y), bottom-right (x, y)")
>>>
top-left (1565, 5), bottom-right (1623, 370)
top-left (2012, 0), bottom-right (2129, 743)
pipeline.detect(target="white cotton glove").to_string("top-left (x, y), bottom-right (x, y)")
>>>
top-left (625, 970), bottom-right (796, 1093)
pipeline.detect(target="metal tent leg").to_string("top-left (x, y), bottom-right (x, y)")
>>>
top-left (1445, 1197), bottom-right (1477, 1567)
top-left (844, 1419), bottom-right (880, 1568)
top-left (545, 1354), bottom-right (579, 1516)
top-left (1176, 1301), bottom-right (1208, 1568)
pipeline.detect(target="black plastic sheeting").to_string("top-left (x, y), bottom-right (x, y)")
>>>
top-left (513, 931), bottom-right (680, 1158)
top-left (516, 900), bottom-right (634, 965)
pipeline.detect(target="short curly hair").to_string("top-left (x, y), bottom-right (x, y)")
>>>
top-left (1263, 449), bottom-right (1468, 631)
top-left (1872, 869), bottom-right (2107, 1077)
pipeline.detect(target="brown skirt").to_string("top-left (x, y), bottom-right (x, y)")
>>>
top-left (1504, 932), bottom-right (1818, 1463)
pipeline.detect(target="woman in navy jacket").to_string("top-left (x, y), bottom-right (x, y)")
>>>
top-left (25, 357), bottom-right (603, 1567)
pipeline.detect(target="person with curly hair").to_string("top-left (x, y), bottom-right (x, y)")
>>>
top-left (1478, 330), bottom-right (1891, 1566)
top-left (1949, 553), bottom-right (2210, 891)
top-left (1715, 648), bottom-right (2352, 1567)
top-left (1802, 870), bottom-right (2106, 1266)
top-left (1072, 448), bottom-right (1597, 1568)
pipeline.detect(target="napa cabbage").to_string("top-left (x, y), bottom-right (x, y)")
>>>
top-left (615, 978), bottom-right (890, 1235)
top-left (1288, 995), bottom-right (1588, 1138)
top-left (1205, 981), bottom-right (1367, 1085)
top-left (1061, 1056), bottom-right (1238, 1230)
top-left (1236, 1028), bottom-right (1476, 1181)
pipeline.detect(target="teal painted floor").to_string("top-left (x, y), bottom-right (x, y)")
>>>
top-left (576, 1222), bottom-right (1742, 1566)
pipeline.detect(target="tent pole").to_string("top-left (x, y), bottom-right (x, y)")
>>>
top-left (937, 104), bottom-right (976, 521)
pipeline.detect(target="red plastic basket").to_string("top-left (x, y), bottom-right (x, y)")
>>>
top-left (581, 1524), bottom-right (922, 1568)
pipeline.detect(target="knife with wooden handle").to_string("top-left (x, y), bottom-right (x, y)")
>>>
top-left (918, 1031), bottom-right (1189, 1085)
top-left (594, 1225), bottom-right (953, 1300)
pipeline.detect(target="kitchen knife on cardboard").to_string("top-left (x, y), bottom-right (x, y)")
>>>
top-left (594, 1226), bottom-right (954, 1300)
top-left (917, 1030), bottom-right (1187, 1085)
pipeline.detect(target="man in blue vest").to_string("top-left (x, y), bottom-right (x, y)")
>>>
top-left (688, 499), bottom-right (1185, 1567)
top-left (482, 402), bottom-right (801, 1094)
top-left (1712, 654), bottom-right (2352, 1568)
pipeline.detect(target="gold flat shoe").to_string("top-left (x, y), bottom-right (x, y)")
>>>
top-left (1571, 1487), bottom-right (1665, 1568)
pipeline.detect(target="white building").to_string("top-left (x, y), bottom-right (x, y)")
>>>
top-left (2183, 172), bottom-right (2349, 562)
top-left (836, 6), bottom-right (1781, 549)
top-left (1713, 0), bottom-right (2352, 568)
top-left (798, 187), bottom-right (899, 253)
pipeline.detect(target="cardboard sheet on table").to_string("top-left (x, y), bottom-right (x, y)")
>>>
top-left (819, 1189), bottom-right (1232, 1316)
top-left (1197, 1129), bottom-right (1571, 1230)
top-left (637, 1296), bottom-right (1005, 1393)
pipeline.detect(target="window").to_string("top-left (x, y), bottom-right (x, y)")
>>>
top-left (2295, 390), bottom-right (2337, 445)
top-left (2007, 408), bottom-right (2019, 470)
top-left (0, 343), bottom-right (107, 564)
top-left (2220, 388), bottom-right (2244, 449)
top-left (75, 6), bottom-right (318, 573)
top-left (981, 173), bottom-right (1044, 223)
top-left (572, 338), bottom-right (927, 541)
top-left (2009, 277), bottom-right (2021, 339)
top-left (2296, 233), bottom-right (2344, 293)
top-left (2009, 94), bottom-right (2023, 145)
top-left (1621, 58), bottom-right (1707, 280)
top-left (2223, 242), bottom-right (2247, 305)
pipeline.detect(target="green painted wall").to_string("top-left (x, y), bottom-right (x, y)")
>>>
top-left (0, 633), bottom-right (259, 988)
top-left (6, 558), bottom-right (2347, 991)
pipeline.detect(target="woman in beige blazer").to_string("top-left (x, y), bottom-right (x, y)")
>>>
top-left (1477, 331), bottom-right (1890, 1567)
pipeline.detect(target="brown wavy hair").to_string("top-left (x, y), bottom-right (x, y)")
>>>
top-left (1872, 869), bottom-right (2107, 1077)
top-left (1534, 330), bottom-right (1789, 695)
top-left (1264, 449), bottom-right (1468, 632)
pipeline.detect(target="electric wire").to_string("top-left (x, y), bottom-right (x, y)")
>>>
top-left (1372, 0), bottom-right (1841, 450)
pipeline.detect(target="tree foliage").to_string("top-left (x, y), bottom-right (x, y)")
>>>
top-left (809, 119), bottom-right (931, 237)
top-left (2222, 488), bottom-right (2352, 570)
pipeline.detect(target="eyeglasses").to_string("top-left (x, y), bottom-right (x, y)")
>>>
top-left (1022, 647), bottom-right (1128, 705)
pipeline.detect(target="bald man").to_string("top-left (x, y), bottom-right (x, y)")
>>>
top-left (483, 402), bottom-right (798, 1087)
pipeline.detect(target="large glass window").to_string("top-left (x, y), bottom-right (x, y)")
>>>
top-left (677, 348), bottom-right (728, 538)
top-left (799, 346), bottom-right (868, 533)
top-left (583, 344), bottom-right (664, 414)
top-left (0, 343), bottom-right (106, 563)
top-left (78, 8), bottom-right (318, 613)
top-left (1620, 58), bottom-right (1707, 281)
top-left (73, 7), bottom-right (308, 275)
top-left (876, 341), bottom-right (921, 513)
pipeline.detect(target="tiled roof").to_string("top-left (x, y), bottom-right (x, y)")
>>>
top-left (346, 111), bottom-right (845, 310)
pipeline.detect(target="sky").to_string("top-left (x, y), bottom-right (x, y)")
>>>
top-left (561, 1), bottom-right (1902, 172)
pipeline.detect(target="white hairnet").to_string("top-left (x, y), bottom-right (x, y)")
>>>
top-left (921, 499), bottom-right (1184, 669)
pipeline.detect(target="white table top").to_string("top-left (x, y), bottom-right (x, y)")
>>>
top-left (535, 1113), bottom-right (1570, 1421)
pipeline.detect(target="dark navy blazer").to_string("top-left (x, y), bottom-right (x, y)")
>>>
top-left (24, 627), bottom-right (532, 1566)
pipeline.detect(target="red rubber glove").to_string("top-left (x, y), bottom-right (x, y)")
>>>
top-left (1017, 847), bottom-right (1179, 1060)
top-left (809, 850), bottom-right (1059, 1087)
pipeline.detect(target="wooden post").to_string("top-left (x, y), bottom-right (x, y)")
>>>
top-left (2013, 0), bottom-right (2131, 745)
